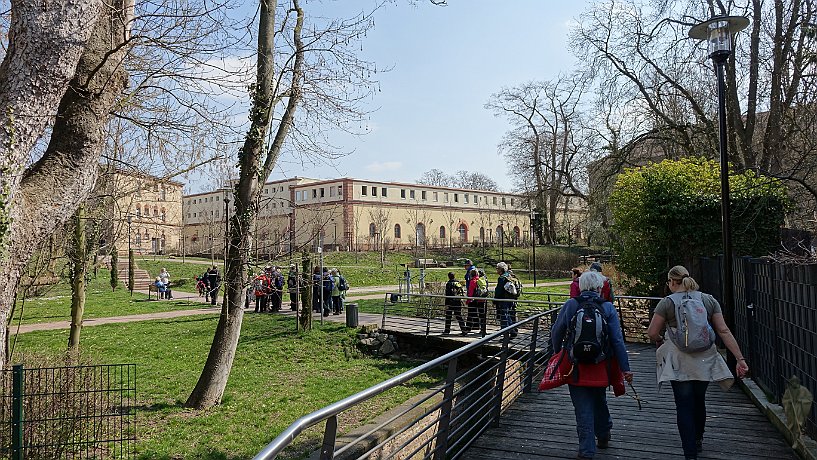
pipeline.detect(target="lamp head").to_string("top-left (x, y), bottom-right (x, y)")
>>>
top-left (689, 15), bottom-right (749, 61)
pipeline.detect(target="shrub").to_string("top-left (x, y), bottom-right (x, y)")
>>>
top-left (609, 157), bottom-right (789, 294)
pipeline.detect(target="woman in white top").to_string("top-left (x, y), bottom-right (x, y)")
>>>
top-left (647, 265), bottom-right (749, 460)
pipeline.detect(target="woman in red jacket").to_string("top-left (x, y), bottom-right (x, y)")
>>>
top-left (569, 268), bottom-right (582, 298)
top-left (550, 271), bottom-right (633, 460)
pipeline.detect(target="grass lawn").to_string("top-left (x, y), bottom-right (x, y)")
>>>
top-left (11, 270), bottom-right (205, 326)
top-left (11, 314), bottom-right (437, 460)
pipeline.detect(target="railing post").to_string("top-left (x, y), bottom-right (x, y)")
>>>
top-left (491, 332), bottom-right (511, 426)
top-left (523, 316), bottom-right (540, 393)
top-left (319, 415), bottom-right (338, 460)
top-left (382, 294), bottom-right (388, 329)
top-left (425, 296), bottom-right (433, 338)
top-left (433, 357), bottom-right (458, 460)
top-left (12, 364), bottom-right (24, 460)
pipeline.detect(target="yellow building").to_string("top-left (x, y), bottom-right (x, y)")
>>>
top-left (105, 170), bottom-right (184, 255)
top-left (182, 177), bottom-right (542, 258)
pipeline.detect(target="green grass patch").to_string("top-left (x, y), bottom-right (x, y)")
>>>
top-left (11, 314), bottom-right (437, 460)
top-left (12, 270), bottom-right (204, 326)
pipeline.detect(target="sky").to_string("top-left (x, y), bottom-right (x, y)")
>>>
top-left (190, 0), bottom-right (593, 193)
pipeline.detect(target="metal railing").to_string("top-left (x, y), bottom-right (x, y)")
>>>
top-left (0, 363), bottom-right (136, 459)
top-left (253, 301), bottom-right (562, 460)
top-left (380, 291), bottom-right (659, 343)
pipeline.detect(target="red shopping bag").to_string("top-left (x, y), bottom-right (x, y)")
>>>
top-left (538, 349), bottom-right (574, 391)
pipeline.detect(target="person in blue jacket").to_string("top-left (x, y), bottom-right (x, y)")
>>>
top-left (550, 271), bottom-right (633, 460)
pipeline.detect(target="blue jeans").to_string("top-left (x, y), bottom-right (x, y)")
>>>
top-left (568, 385), bottom-right (612, 458)
top-left (495, 301), bottom-right (517, 332)
top-left (670, 380), bottom-right (709, 459)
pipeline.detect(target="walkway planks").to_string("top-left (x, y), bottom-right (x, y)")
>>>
top-left (464, 343), bottom-right (798, 460)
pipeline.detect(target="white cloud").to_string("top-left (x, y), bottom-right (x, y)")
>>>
top-left (365, 161), bottom-right (402, 173)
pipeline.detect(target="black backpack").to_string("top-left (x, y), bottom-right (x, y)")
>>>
top-left (567, 297), bottom-right (609, 364)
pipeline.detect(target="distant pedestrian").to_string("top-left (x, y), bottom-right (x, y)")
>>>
top-left (159, 268), bottom-right (172, 299)
top-left (312, 267), bottom-right (322, 313)
top-left (321, 267), bottom-right (334, 316)
top-left (287, 264), bottom-right (299, 311)
top-left (330, 268), bottom-right (343, 315)
top-left (647, 265), bottom-right (749, 460)
top-left (570, 268), bottom-right (582, 298)
top-left (253, 268), bottom-right (271, 313)
top-left (205, 266), bottom-right (221, 306)
top-left (270, 266), bottom-right (284, 312)
top-left (588, 262), bottom-right (614, 303)
top-left (493, 262), bottom-right (520, 337)
top-left (466, 268), bottom-right (488, 337)
top-left (463, 259), bottom-right (476, 288)
top-left (443, 272), bottom-right (467, 335)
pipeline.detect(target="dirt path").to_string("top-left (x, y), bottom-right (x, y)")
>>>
top-left (13, 281), bottom-right (570, 334)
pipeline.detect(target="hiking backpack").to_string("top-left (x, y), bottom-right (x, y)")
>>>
top-left (445, 280), bottom-right (464, 297)
top-left (475, 277), bottom-right (489, 297)
top-left (567, 298), bottom-right (609, 364)
top-left (503, 273), bottom-right (522, 299)
top-left (322, 275), bottom-right (334, 292)
top-left (287, 275), bottom-right (297, 290)
top-left (667, 291), bottom-right (716, 353)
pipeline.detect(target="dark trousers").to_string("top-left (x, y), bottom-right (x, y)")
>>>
top-left (568, 385), bottom-right (612, 458)
top-left (332, 295), bottom-right (342, 314)
top-left (495, 301), bottom-right (517, 332)
top-left (465, 301), bottom-right (481, 330)
top-left (271, 291), bottom-right (282, 311)
top-left (209, 286), bottom-right (219, 305)
top-left (289, 291), bottom-right (298, 311)
top-left (444, 302), bottom-right (467, 333)
top-left (671, 380), bottom-right (709, 459)
top-left (255, 295), bottom-right (268, 312)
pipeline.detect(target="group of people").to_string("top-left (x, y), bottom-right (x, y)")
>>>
top-left (311, 267), bottom-right (349, 317)
top-left (153, 267), bottom-right (173, 299)
top-left (549, 265), bottom-right (749, 460)
top-left (442, 258), bottom-right (523, 338)
top-left (251, 265), bottom-right (287, 313)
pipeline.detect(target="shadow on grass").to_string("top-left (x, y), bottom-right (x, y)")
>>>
top-left (138, 448), bottom-right (244, 460)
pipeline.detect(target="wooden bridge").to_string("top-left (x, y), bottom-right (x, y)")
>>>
top-left (464, 343), bottom-right (798, 460)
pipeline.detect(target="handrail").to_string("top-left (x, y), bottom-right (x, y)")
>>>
top-left (253, 304), bottom-right (562, 460)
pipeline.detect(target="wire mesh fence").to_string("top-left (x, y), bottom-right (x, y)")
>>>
top-left (0, 363), bottom-right (136, 459)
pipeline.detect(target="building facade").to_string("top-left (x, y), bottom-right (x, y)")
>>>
top-left (107, 170), bottom-right (184, 255)
top-left (181, 177), bottom-right (578, 258)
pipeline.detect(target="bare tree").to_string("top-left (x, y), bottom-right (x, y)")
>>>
top-left (0, 1), bottom-right (133, 365)
top-left (453, 170), bottom-right (499, 191)
top-left (486, 75), bottom-right (593, 243)
top-left (573, 0), bottom-right (817, 231)
top-left (186, 0), bottom-right (379, 409)
top-left (418, 168), bottom-right (453, 187)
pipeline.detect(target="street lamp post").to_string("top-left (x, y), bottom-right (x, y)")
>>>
top-left (530, 210), bottom-right (537, 287)
top-left (126, 214), bottom-right (132, 296)
top-left (689, 15), bottom-right (749, 349)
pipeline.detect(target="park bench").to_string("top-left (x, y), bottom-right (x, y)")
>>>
top-left (148, 283), bottom-right (172, 300)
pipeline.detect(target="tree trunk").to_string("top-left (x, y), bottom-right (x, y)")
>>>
top-left (68, 206), bottom-right (87, 351)
top-left (299, 256), bottom-right (312, 332)
top-left (0, 0), bottom-right (131, 367)
top-left (186, 0), bottom-right (305, 409)
top-left (110, 247), bottom-right (119, 292)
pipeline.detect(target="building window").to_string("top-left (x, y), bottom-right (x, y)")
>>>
top-left (187, 213), bottom-right (190, 218)
top-left (193, 212), bottom-right (197, 217)
top-left (422, 190), bottom-right (427, 200)
top-left (215, 210), bottom-right (219, 217)
top-left (410, 190), bottom-right (415, 199)
top-left (338, 185), bottom-right (343, 195)
top-left (362, 186), bottom-right (368, 196)
top-left (381, 187), bottom-right (387, 197)
top-left (135, 206), bottom-right (141, 218)
top-left (330, 187), bottom-right (336, 197)
top-left (372, 187), bottom-right (377, 197)
top-left (502, 197), bottom-right (506, 206)
top-left (394, 224), bottom-right (401, 238)
top-left (433, 192), bottom-right (438, 202)
top-left (400, 189), bottom-right (406, 199)
top-left (153, 183), bottom-right (159, 192)
top-left (492, 197), bottom-right (497, 205)
top-left (161, 189), bottom-right (166, 200)
top-left (458, 223), bottom-right (468, 242)
top-left (415, 223), bottom-right (425, 245)
top-left (444, 193), bottom-right (449, 202)
top-left (320, 188), bottom-right (325, 198)
top-left (511, 198), bottom-right (515, 206)
top-left (454, 193), bottom-right (459, 203)
top-left (464, 194), bottom-right (469, 204)
top-left (216, 196), bottom-right (219, 201)
top-left (369, 223), bottom-right (377, 237)
top-left (136, 233), bottom-right (141, 244)
top-left (161, 209), bottom-right (166, 222)
top-left (439, 226), bottom-right (446, 239)
top-left (312, 189), bottom-right (317, 198)
top-left (153, 207), bottom-right (159, 216)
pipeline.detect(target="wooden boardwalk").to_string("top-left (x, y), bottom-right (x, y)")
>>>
top-left (465, 343), bottom-right (798, 460)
